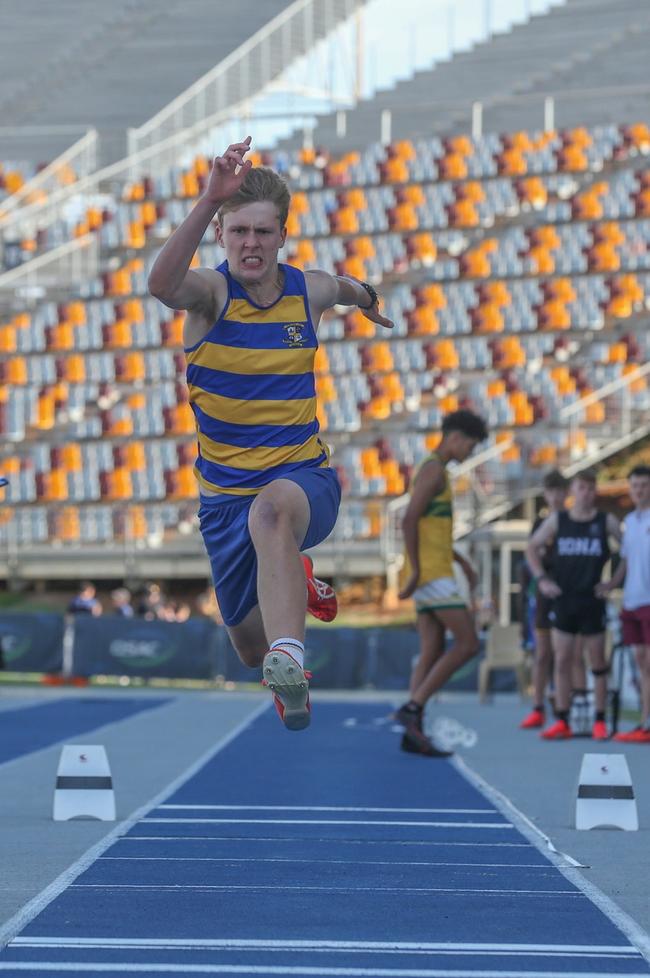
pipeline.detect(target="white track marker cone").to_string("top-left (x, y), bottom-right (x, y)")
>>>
top-left (53, 745), bottom-right (116, 821)
top-left (575, 753), bottom-right (638, 831)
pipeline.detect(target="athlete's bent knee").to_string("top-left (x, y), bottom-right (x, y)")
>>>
top-left (248, 496), bottom-right (289, 538)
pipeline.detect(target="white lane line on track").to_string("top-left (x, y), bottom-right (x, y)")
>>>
top-left (98, 857), bottom-right (553, 869)
top-left (11, 938), bottom-right (640, 956)
top-left (120, 837), bottom-right (531, 848)
top-left (69, 884), bottom-right (580, 895)
top-left (0, 701), bottom-right (270, 950)
top-left (142, 819), bottom-right (512, 828)
top-left (158, 806), bottom-right (497, 814)
top-left (1, 963), bottom-right (649, 975)
top-left (452, 755), bottom-right (650, 965)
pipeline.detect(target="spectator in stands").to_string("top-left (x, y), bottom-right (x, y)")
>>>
top-left (395, 409), bottom-right (488, 756)
top-left (599, 464), bottom-right (650, 743)
top-left (519, 469), bottom-right (569, 730)
top-left (110, 587), bottom-right (134, 618)
top-left (67, 581), bottom-right (102, 617)
top-left (148, 135), bottom-right (393, 732)
top-left (134, 582), bottom-right (165, 620)
top-left (527, 469), bottom-right (621, 740)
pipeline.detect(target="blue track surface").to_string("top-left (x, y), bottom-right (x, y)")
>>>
top-left (0, 697), bottom-right (171, 766)
top-left (1, 702), bottom-right (649, 976)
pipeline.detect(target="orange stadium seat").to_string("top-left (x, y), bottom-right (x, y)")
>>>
top-left (380, 156), bottom-right (410, 184)
top-left (62, 444), bottom-right (82, 471)
top-left (330, 206), bottom-right (359, 234)
top-left (528, 245), bottom-right (555, 275)
top-left (406, 232), bottom-right (437, 264)
top-left (416, 283), bottom-right (447, 309)
top-left (587, 242), bottom-right (620, 273)
top-left (439, 153), bottom-right (468, 181)
top-left (161, 314), bottom-right (184, 347)
top-left (503, 131), bottom-right (534, 152)
top-left (438, 394), bottom-right (459, 413)
top-left (622, 123), bottom-right (650, 152)
top-left (407, 305), bottom-right (439, 336)
top-left (315, 375), bottom-right (336, 402)
top-left (344, 310), bottom-right (375, 339)
top-left (531, 444), bottom-right (558, 467)
top-left (0, 324), bottom-right (16, 352)
top-left (389, 202), bottom-right (418, 231)
top-left (496, 148), bottom-right (527, 176)
top-left (339, 256), bottom-right (366, 279)
top-left (538, 299), bottom-right (571, 330)
top-left (400, 184), bottom-right (425, 206)
top-left (460, 243), bottom-right (491, 276)
top-left (516, 177), bottom-right (547, 209)
top-left (314, 346), bottom-right (329, 375)
top-left (557, 145), bottom-right (588, 172)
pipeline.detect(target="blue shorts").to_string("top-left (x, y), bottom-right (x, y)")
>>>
top-left (198, 466), bottom-right (341, 627)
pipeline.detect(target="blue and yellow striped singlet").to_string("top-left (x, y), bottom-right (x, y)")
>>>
top-left (185, 260), bottom-right (329, 496)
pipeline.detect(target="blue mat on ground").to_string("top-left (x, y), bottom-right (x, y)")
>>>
top-left (0, 696), bottom-right (172, 766)
top-left (2, 702), bottom-right (649, 976)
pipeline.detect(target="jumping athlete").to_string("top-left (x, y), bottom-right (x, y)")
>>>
top-left (148, 136), bottom-right (393, 730)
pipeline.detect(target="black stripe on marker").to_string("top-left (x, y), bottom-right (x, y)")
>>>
top-left (56, 776), bottom-right (113, 790)
top-left (578, 785), bottom-right (634, 800)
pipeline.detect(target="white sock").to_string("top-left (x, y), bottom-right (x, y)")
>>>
top-left (269, 638), bottom-right (305, 669)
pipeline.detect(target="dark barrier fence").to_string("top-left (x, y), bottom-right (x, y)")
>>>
top-left (0, 614), bottom-right (488, 691)
top-left (0, 613), bottom-right (64, 673)
top-left (72, 616), bottom-right (220, 681)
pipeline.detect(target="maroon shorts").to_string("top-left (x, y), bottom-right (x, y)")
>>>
top-left (620, 605), bottom-right (650, 646)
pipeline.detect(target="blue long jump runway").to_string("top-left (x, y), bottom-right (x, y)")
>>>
top-left (1, 701), bottom-right (649, 976)
top-left (0, 697), bottom-right (171, 766)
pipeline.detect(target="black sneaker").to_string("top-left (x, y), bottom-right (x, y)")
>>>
top-left (401, 724), bottom-right (453, 758)
top-left (394, 703), bottom-right (423, 729)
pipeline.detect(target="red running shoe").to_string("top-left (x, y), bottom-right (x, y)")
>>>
top-left (541, 718), bottom-right (572, 740)
top-left (613, 726), bottom-right (650, 743)
top-left (520, 708), bottom-right (545, 729)
top-left (262, 649), bottom-right (311, 731)
top-left (592, 720), bottom-right (608, 741)
top-left (302, 554), bottom-right (337, 622)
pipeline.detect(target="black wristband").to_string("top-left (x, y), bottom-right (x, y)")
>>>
top-left (359, 281), bottom-right (378, 310)
top-left (535, 573), bottom-right (547, 583)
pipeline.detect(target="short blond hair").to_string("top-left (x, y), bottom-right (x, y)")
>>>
top-left (217, 166), bottom-right (291, 227)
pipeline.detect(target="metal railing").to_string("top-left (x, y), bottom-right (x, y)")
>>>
top-left (0, 130), bottom-right (97, 221)
top-left (127, 0), bottom-right (366, 158)
top-left (0, 234), bottom-right (99, 304)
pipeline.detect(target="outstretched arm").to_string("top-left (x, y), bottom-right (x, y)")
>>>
top-left (147, 137), bottom-right (253, 315)
top-left (305, 269), bottom-right (394, 329)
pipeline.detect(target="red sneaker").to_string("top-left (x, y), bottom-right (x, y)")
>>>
top-left (541, 718), bottom-right (572, 740)
top-left (614, 726), bottom-right (650, 743)
top-left (262, 649), bottom-right (311, 731)
top-left (592, 720), bottom-right (608, 741)
top-left (302, 554), bottom-right (337, 622)
top-left (520, 708), bottom-right (545, 729)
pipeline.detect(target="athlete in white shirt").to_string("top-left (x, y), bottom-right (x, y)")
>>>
top-left (599, 464), bottom-right (650, 742)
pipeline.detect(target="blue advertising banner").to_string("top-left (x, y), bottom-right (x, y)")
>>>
top-left (71, 616), bottom-right (219, 680)
top-left (0, 613), bottom-right (64, 673)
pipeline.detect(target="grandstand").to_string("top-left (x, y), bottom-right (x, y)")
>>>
top-left (1, 0), bottom-right (649, 605)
